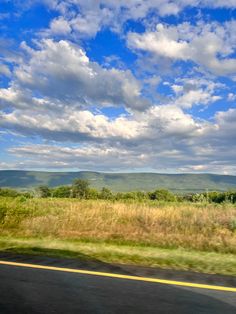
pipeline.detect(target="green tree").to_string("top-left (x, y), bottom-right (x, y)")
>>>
top-left (100, 187), bottom-right (113, 200)
top-left (52, 186), bottom-right (71, 198)
top-left (36, 185), bottom-right (51, 198)
top-left (148, 189), bottom-right (176, 201)
top-left (72, 179), bottom-right (90, 199)
top-left (121, 192), bottom-right (137, 200)
top-left (87, 188), bottom-right (99, 199)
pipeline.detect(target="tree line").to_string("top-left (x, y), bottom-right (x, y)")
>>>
top-left (1, 178), bottom-right (236, 203)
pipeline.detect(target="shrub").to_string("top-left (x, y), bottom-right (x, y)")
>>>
top-left (100, 187), bottom-right (113, 200)
top-left (72, 179), bottom-right (90, 199)
top-left (148, 189), bottom-right (176, 202)
top-left (52, 186), bottom-right (71, 198)
top-left (36, 186), bottom-right (51, 198)
top-left (0, 188), bottom-right (20, 197)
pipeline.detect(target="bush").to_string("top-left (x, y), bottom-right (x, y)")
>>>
top-left (87, 188), bottom-right (100, 199)
top-left (192, 193), bottom-right (207, 203)
top-left (100, 187), bottom-right (113, 200)
top-left (72, 179), bottom-right (90, 199)
top-left (52, 186), bottom-right (71, 198)
top-left (0, 188), bottom-right (20, 197)
top-left (202, 191), bottom-right (236, 204)
top-left (36, 186), bottom-right (51, 198)
top-left (148, 189), bottom-right (176, 202)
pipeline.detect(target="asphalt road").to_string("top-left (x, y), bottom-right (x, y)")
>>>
top-left (0, 258), bottom-right (236, 314)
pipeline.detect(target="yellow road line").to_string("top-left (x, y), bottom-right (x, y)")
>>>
top-left (0, 260), bottom-right (236, 292)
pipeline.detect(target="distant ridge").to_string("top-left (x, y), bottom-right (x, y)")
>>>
top-left (1, 170), bottom-right (236, 193)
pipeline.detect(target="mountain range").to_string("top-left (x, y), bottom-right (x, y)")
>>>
top-left (1, 170), bottom-right (236, 193)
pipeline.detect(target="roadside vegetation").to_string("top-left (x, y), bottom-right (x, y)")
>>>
top-left (1, 178), bottom-right (236, 203)
top-left (0, 179), bottom-right (236, 275)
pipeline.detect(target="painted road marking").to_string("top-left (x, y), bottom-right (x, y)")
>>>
top-left (0, 260), bottom-right (236, 292)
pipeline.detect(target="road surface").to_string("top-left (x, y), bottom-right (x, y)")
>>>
top-left (0, 255), bottom-right (235, 313)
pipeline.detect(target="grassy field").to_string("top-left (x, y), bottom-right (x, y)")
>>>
top-left (0, 197), bottom-right (236, 275)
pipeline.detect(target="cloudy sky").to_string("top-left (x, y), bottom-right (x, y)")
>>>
top-left (0, 1), bottom-right (236, 173)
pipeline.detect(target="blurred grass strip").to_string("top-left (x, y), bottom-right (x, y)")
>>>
top-left (0, 236), bottom-right (236, 276)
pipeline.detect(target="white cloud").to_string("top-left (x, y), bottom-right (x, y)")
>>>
top-left (215, 108), bottom-right (236, 137)
top-left (174, 90), bottom-right (220, 108)
top-left (0, 64), bottom-right (11, 77)
top-left (128, 21), bottom-right (236, 76)
top-left (8, 144), bottom-right (136, 170)
top-left (41, 1), bottom-right (183, 38)
top-left (0, 107), bottom-right (144, 141)
top-left (171, 85), bottom-right (184, 94)
top-left (172, 78), bottom-right (222, 108)
top-left (144, 75), bottom-right (161, 87)
top-left (0, 102), bottom-right (200, 143)
top-left (1, 2), bottom-right (236, 173)
top-left (5, 106), bottom-right (236, 173)
top-left (129, 23), bottom-right (190, 59)
top-left (1, 39), bottom-right (145, 111)
top-left (0, 33), bottom-right (232, 173)
top-left (227, 93), bottom-right (236, 101)
top-left (37, 1), bottom-right (236, 37)
top-left (49, 16), bottom-right (71, 35)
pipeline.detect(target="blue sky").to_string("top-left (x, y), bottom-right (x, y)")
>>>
top-left (0, 1), bottom-right (236, 174)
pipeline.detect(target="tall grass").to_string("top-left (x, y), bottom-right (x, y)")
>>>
top-left (1, 197), bottom-right (236, 253)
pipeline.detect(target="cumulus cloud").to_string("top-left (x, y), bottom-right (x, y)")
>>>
top-left (39, 1), bottom-right (182, 38)
top-left (215, 108), bottom-right (236, 140)
top-left (1, 2), bottom-right (236, 174)
top-left (49, 16), bottom-right (72, 35)
top-left (0, 101), bottom-right (204, 144)
top-left (227, 93), bottom-right (236, 101)
top-left (6, 106), bottom-right (236, 173)
top-left (128, 22), bottom-right (236, 76)
top-left (8, 144), bottom-right (138, 171)
top-left (171, 78), bottom-right (222, 108)
top-left (0, 107), bottom-right (143, 141)
top-left (36, 0), bottom-right (236, 38)
top-left (0, 64), bottom-right (11, 77)
top-left (0, 35), bottom-right (233, 173)
top-left (0, 39), bottom-right (145, 111)
top-left (0, 37), bottom-right (211, 148)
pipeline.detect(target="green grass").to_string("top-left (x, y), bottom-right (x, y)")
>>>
top-left (0, 197), bottom-right (236, 276)
top-left (0, 236), bottom-right (236, 276)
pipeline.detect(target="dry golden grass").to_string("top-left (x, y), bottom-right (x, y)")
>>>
top-left (1, 197), bottom-right (236, 253)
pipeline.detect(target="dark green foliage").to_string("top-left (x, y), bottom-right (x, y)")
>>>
top-left (36, 185), bottom-right (51, 198)
top-left (206, 191), bottom-right (236, 203)
top-left (0, 188), bottom-right (31, 199)
top-left (100, 187), bottom-right (113, 200)
top-left (87, 188), bottom-right (100, 199)
top-left (72, 179), bottom-right (90, 199)
top-left (0, 188), bottom-right (20, 197)
top-left (114, 191), bottom-right (147, 201)
top-left (52, 186), bottom-right (71, 198)
top-left (118, 192), bottom-right (136, 200)
top-left (148, 189), bottom-right (176, 201)
top-left (1, 180), bottom-right (236, 204)
top-left (184, 190), bottom-right (236, 203)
